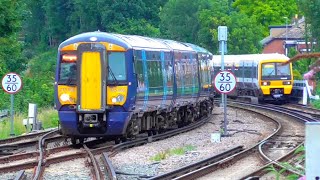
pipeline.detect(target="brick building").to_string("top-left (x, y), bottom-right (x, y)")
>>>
top-left (261, 18), bottom-right (313, 55)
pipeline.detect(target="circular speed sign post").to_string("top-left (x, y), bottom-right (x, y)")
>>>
top-left (1, 72), bottom-right (23, 136)
top-left (214, 71), bottom-right (236, 94)
top-left (214, 70), bottom-right (236, 136)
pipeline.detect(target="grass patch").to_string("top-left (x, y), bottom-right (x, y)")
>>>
top-left (150, 145), bottom-right (196, 161)
top-left (0, 107), bottom-right (59, 139)
top-left (0, 113), bottom-right (27, 139)
top-left (38, 108), bottom-right (59, 129)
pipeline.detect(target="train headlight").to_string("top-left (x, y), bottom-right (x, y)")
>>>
top-left (261, 81), bottom-right (270, 86)
top-left (283, 81), bottom-right (291, 85)
top-left (60, 93), bottom-right (70, 102)
top-left (116, 95), bottom-right (125, 102)
top-left (111, 95), bottom-right (125, 103)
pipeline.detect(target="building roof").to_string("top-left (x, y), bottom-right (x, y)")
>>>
top-left (260, 17), bottom-right (305, 45)
top-left (275, 24), bottom-right (305, 39)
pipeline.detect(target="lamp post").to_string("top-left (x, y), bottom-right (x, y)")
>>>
top-left (283, 17), bottom-right (288, 56)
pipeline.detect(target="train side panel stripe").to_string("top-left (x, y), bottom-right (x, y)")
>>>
top-left (142, 50), bottom-right (149, 110)
top-left (161, 51), bottom-right (167, 106)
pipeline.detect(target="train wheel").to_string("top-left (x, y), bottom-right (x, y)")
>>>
top-left (71, 137), bottom-right (77, 146)
top-left (115, 138), bottom-right (121, 144)
top-left (121, 137), bottom-right (127, 142)
top-left (152, 129), bottom-right (158, 135)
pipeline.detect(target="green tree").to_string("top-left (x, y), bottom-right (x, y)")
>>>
top-left (297, 0), bottom-right (320, 51)
top-left (23, 0), bottom-right (45, 50)
top-left (233, 0), bottom-right (298, 35)
top-left (0, 0), bottom-right (27, 109)
top-left (197, 0), bottom-right (263, 54)
top-left (160, 0), bottom-right (211, 43)
top-left (43, 0), bottom-right (72, 47)
top-left (98, 0), bottom-right (163, 36)
top-left (68, 0), bottom-right (103, 35)
top-left (0, 0), bottom-right (26, 37)
top-left (0, 0), bottom-right (27, 74)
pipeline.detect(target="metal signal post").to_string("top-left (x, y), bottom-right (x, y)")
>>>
top-left (218, 26), bottom-right (228, 136)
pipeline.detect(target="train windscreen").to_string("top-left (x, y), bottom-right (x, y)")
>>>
top-left (261, 63), bottom-right (291, 80)
top-left (59, 55), bottom-right (77, 85)
top-left (108, 52), bottom-right (126, 83)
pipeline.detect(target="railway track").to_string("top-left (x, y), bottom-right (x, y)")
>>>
top-left (0, 114), bottom-right (211, 179)
top-left (0, 134), bottom-right (67, 156)
top-left (0, 129), bottom-right (58, 145)
top-left (153, 101), bottom-right (310, 179)
top-left (282, 103), bottom-right (320, 119)
top-left (1, 100), bottom-right (313, 179)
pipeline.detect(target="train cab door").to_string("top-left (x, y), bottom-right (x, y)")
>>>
top-left (77, 43), bottom-right (107, 113)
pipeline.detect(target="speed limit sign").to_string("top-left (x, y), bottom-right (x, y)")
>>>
top-left (214, 71), bottom-right (236, 94)
top-left (1, 72), bottom-right (23, 94)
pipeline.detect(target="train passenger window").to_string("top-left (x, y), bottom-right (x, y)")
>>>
top-left (253, 67), bottom-right (257, 78)
top-left (244, 67), bottom-right (252, 78)
top-left (108, 52), bottom-right (126, 81)
top-left (200, 59), bottom-right (209, 85)
top-left (59, 62), bottom-right (77, 84)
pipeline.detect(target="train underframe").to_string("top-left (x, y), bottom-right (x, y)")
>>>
top-left (125, 99), bottom-right (213, 140)
top-left (230, 87), bottom-right (291, 103)
top-left (59, 99), bottom-right (213, 145)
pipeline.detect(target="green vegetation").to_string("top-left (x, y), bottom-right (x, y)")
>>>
top-left (265, 145), bottom-right (305, 180)
top-left (233, 0), bottom-right (298, 36)
top-left (0, 108), bottom-right (58, 139)
top-left (0, 114), bottom-right (27, 139)
top-left (297, 0), bottom-right (320, 52)
top-left (38, 108), bottom-right (59, 129)
top-left (150, 145), bottom-right (196, 161)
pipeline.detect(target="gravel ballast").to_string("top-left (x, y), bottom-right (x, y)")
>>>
top-left (112, 107), bottom-right (277, 179)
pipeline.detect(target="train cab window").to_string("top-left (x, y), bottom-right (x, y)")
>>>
top-left (108, 52), bottom-right (126, 81)
top-left (262, 62), bottom-right (291, 80)
top-left (276, 63), bottom-right (290, 76)
top-left (59, 62), bottom-right (77, 85)
top-left (262, 63), bottom-right (275, 76)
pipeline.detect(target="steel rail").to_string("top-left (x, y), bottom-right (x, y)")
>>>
top-left (151, 101), bottom-right (309, 179)
top-left (0, 128), bottom-right (58, 145)
top-left (33, 129), bottom-right (58, 180)
top-left (13, 170), bottom-right (26, 180)
top-left (83, 144), bottom-right (101, 180)
top-left (0, 115), bottom-right (211, 175)
top-left (243, 142), bottom-right (305, 178)
top-left (148, 146), bottom-right (244, 180)
top-left (101, 152), bottom-right (117, 180)
top-left (147, 106), bottom-right (282, 180)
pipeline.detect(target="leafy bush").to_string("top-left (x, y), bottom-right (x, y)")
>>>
top-left (0, 50), bottom-right (56, 113)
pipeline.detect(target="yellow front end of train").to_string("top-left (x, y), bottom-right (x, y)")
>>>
top-left (259, 59), bottom-right (293, 99)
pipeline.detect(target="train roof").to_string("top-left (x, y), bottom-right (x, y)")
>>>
top-left (184, 43), bottom-right (212, 55)
top-left (211, 53), bottom-right (289, 65)
top-left (59, 31), bottom-right (209, 53)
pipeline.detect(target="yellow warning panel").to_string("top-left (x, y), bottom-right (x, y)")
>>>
top-left (80, 52), bottom-right (102, 110)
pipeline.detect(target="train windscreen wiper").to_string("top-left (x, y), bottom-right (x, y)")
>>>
top-left (268, 70), bottom-right (274, 76)
top-left (108, 65), bottom-right (118, 85)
